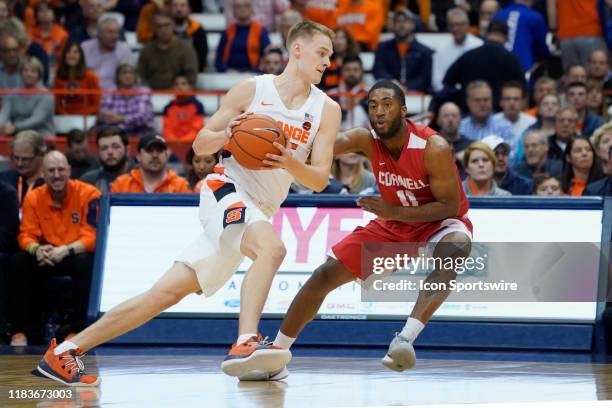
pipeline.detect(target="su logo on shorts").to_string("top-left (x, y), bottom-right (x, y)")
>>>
top-left (223, 202), bottom-right (247, 229)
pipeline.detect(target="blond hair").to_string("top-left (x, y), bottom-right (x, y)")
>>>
top-left (463, 142), bottom-right (497, 168)
top-left (286, 20), bottom-right (335, 48)
top-left (591, 122), bottom-right (612, 148)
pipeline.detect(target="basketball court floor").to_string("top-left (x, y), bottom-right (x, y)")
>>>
top-left (2, 346), bottom-right (612, 407)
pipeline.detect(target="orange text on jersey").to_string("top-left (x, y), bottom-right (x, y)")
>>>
top-left (278, 121), bottom-right (310, 145)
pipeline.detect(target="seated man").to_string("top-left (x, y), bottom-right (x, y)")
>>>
top-left (8, 151), bottom-right (101, 346)
top-left (584, 146), bottom-right (612, 196)
top-left (328, 55), bottom-right (369, 131)
top-left (81, 126), bottom-right (133, 194)
top-left (0, 130), bottom-right (46, 207)
top-left (481, 135), bottom-right (532, 195)
top-left (65, 129), bottom-right (99, 179)
top-left (513, 130), bottom-right (562, 179)
top-left (110, 134), bottom-right (191, 193)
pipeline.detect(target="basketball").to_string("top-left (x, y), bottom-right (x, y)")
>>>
top-left (228, 114), bottom-right (286, 170)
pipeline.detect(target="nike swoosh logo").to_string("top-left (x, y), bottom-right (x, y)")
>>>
top-left (261, 101), bottom-right (273, 106)
top-left (253, 128), bottom-right (281, 138)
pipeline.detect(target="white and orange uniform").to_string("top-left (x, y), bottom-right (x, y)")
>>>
top-left (176, 74), bottom-right (330, 295)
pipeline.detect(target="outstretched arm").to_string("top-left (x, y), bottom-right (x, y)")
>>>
top-left (358, 135), bottom-right (461, 222)
top-left (192, 78), bottom-right (255, 155)
top-left (334, 127), bottom-right (373, 157)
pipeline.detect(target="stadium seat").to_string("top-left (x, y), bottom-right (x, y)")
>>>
top-left (54, 115), bottom-right (98, 134)
top-left (192, 13), bottom-right (226, 32)
top-left (197, 72), bottom-right (251, 91)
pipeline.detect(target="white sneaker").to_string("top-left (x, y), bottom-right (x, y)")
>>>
top-left (239, 366), bottom-right (289, 381)
top-left (381, 333), bottom-right (416, 372)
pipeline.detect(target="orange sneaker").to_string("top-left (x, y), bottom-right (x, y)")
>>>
top-left (34, 339), bottom-right (100, 387)
top-left (221, 334), bottom-right (291, 378)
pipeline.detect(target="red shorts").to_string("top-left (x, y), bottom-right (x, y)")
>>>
top-left (330, 217), bottom-right (473, 280)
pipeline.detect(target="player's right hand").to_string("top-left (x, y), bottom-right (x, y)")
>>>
top-left (225, 112), bottom-right (253, 140)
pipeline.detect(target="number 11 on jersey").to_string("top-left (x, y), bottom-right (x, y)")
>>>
top-left (397, 190), bottom-right (419, 207)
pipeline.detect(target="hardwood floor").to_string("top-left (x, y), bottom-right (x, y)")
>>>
top-left (1, 353), bottom-right (612, 407)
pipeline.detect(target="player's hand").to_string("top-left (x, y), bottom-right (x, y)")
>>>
top-left (262, 141), bottom-right (296, 171)
top-left (357, 196), bottom-right (400, 221)
top-left (225, 112), bottom-right (253, 140)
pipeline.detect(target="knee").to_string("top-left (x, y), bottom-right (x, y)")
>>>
top-left (268, 242), bottom-right (287, 264)
top-left (253, 240), bottom-right (287, 265)
top-left (436, 232), bottom-right (472, 259)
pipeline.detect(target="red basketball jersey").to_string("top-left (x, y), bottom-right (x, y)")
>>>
top-left (369, 120), bottom-right (470, 226)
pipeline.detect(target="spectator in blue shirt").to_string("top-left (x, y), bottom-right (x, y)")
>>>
top-left (566, 81), bottom-right (605, 137)
top-left (373, 9), bottom-right (433, 92)
top-left (459, 80), bottom-right (515, 143)
top-left (482, 134), bottom-right (533, 195)
top-left (215, 0), bottom-right (270, 72)
top-left (493, 0), bottom-right (550, 72)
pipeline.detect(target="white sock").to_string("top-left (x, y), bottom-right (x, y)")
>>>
top-left (236, 333), bottom-right (257, 345)
top-left (273, 331), bottom-right (296, 349)
top-left (54, 341), bottom-right (78, 355)
top-left (399, 318), bottom-right (424, 342)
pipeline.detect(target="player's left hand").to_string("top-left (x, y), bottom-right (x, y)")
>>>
top-left (357, 196), bottom-right (399, 221)
top-left (262, 141), bottom-right (297, 171)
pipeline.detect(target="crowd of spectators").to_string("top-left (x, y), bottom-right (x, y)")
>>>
top-left (2, 0), bottom-right (612, 346)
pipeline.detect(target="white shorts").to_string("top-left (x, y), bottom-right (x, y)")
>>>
top-left (175, 176), bottom-right (269, 297)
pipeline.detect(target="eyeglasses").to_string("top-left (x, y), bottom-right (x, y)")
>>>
top-left (1, 47), bottom-right (19, 53)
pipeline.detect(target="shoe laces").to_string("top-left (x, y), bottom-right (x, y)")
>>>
top-left (258, 336), bottom-right (272, 346)
top-left (61, 351), bottom-right (85, 373)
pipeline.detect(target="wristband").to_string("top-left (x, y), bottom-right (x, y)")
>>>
top-left (27, 243), bottom-right (40, 255)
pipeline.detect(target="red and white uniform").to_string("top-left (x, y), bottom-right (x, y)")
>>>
top-left (331, 120), bottom-right (473, 279)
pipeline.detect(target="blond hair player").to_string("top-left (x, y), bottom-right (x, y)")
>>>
top-left (34, 20), bottom-right (340, 386)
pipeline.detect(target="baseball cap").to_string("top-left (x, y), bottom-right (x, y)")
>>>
top-left (137, 134), bottom-right (167, 151)
top-left (481, 135), bottom-right (510, 153)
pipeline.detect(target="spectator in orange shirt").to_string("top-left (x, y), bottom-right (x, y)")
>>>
top-left (162, 74), bottom-right (205, 143)
top-left (561, 136), bottom-right (603, 196)
top-left (136, 0), bottom-right (171, 43)
top-left (548, 0), bottom-right (607, 71)
top-left (111, 134), bottom-right (191, 193)
top-left (291, 0), bottom-right (337, 29)
top-left (8, 150), bottom-right (100, 345)
top-left (27, 0), bottom-right (68, 65)
top-left (53, 41), bottom-right (101, 115)
top-left (184, 147), bottom-right (217, 192)
top-left (336, 0), bottom-right (384, 51)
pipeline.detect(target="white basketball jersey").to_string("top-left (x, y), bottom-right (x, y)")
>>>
top-left (220, 74), bottom-right (327, 216)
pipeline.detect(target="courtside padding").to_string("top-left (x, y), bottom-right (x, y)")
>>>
top-left (88, 195), bottom-right (611, 354)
